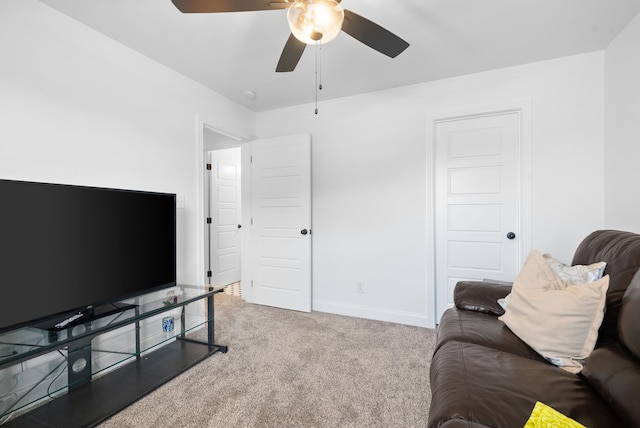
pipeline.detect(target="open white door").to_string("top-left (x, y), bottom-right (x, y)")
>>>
top-left (248, 134), bottom-right (312, 312)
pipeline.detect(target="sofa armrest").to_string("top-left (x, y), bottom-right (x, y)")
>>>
top-left (453, 280), bottom-right (512, 316)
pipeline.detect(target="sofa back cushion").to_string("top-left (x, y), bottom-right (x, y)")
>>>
top-left (581, 271), bottom-right (640, 427)
top-left (581, 343), bottom-right (640, 428)
top-left (619, 270), bottom-right (640, 360)
top-left (572, 230), bottom-right (640, 344)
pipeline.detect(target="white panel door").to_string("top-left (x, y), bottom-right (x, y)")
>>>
top-left (209, 148), bottom-right (241, 286)
top-left (435, 112), bottom-right (521, 320)
top-left (249, 134), bottom-right (312, 312)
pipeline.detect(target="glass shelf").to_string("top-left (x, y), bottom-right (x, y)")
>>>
top-left (0, 284), bottom-right (219, 367)
top-left (0, 284), bottom-right (225, 423)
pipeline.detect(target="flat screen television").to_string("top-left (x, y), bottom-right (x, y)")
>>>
top-left (0, 179), bottom-right (177, 333)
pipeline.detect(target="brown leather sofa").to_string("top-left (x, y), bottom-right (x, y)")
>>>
top-left (428, 230), bottom-right (640, 428)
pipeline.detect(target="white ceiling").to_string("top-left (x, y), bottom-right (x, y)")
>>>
top-left (39, 0), bottom-right (640, 112)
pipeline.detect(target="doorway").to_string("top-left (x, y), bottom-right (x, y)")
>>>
top-left (207, 147), bottom-right (242, 294)
top-left (198, 125), bottom-right (313, 312)
top-left (203, 127), bottom-right (245, 296)
top-left (429, 104), bottom-right (532, 323)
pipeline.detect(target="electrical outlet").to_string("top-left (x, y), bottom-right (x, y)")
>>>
top-left (356, 281), bottom-right (365, 294)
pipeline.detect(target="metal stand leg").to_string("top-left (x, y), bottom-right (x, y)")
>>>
top-left (207, 293), bottom-right (214, 346)
top-left (177, 289), bottom-right (227, 353)
top-left (135, 306), bottom-right (141, 362)
top-left (68, 325), bottom-right (92, 389)
top-left (207, 291), bottom-right (227, 353)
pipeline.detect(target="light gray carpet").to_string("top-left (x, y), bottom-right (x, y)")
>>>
top-left (99, 294), bottom-right (436, 428)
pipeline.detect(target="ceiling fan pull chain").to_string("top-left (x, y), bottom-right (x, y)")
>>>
top-left (319, 43), bottom-right (323, 91)
top-left (315, 41), bottom-right (319, 114)
top-left (314, 42), bottom-right (324, 115)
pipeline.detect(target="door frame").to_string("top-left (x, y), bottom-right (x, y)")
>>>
top-left (426, 101), bottom-right (533, 326)
top-left (206, 147), bottom-right (243, 287)
top-left (195, 116), bottom-right (252, 297)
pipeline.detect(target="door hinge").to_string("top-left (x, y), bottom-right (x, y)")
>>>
top-left (250, 155), bottom-right (253, 163)
top-left (206, 163), bottom-right (212, 170)
top-left (206, 217), bottom-right (212, 224)
top-left (207, 270), bottom-right (212, 278)
top-left (251, 218), bottom-right (253, 225)
top-left (251, 280), bottom-right (254, 288)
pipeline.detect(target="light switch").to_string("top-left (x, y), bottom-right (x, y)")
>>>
top-left (177, 195), bottom-right (185, 210)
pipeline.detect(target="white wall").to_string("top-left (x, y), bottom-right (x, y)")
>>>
top-left (257, 52), bottom-right (605, 327)
top-left (604, 11), bottom-right (640, 232)
top-left (0, 0), bottom-right (255, 286)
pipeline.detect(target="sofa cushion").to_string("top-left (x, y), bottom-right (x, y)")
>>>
top-left (571, 230), bottom-right (640, 344)
top-left (436, 308), bottom-right (546, 362)
top-left (428, 341), bottom-right (623, 428)
top-left (499, 250), bottom-right (609, 373)
top-left (581, 343), bottom-right (640, 428)
top-left (543, 253), bottom-right (606, 284)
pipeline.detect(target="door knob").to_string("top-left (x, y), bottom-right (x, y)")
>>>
top-left (506, 232), bottom-right (516, 240)
top-left (301, 229), bottom-right (308, 235)
top-left (237, 224), bottom-right (242, 229)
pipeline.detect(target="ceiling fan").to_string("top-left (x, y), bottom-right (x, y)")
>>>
top-left (170, 0), bottom-right (410, 72)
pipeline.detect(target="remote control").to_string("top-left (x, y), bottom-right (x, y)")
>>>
top-left (54, 313), bottom-right (83, 329)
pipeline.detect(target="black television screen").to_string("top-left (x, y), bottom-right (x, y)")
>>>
top-left (0, 179), bottom-right (176, 333)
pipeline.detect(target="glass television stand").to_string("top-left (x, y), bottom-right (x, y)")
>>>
top-left (0, 284), bottom-right (227, 427)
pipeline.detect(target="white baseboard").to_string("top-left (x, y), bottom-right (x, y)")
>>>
top-left (312, 300), bottom-right (436, 329)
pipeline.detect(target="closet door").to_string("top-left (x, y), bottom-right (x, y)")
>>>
top-left (434, 112), bottom-right (521, 320)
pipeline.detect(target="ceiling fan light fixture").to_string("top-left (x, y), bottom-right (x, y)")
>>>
top-left (287, 0), bottom-right (344, 45)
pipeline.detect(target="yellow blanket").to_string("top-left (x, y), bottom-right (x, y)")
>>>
top-left (524, 402), bottom-right (586, 428)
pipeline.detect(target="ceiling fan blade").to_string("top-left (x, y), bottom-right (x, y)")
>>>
top-left (276, 34), bottom-right (306, 72)
top-left (341, 9), bottom-right (409, 58)
top-left (171, 0), bottom-right (290, 13)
